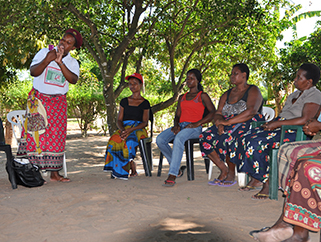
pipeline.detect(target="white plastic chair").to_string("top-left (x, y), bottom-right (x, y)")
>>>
top-left (7, 110), bottom-right (68, 178)
top-left (208, 106), bottom-right (276, 181)
top-left (262, 106), bottom-right (275, 122)
top-left (7, 110), bottom-right (26, 145)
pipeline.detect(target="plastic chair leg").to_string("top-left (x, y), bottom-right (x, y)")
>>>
top-left (139, 140), bottom-right (152, 177)
top-left (204, 158), bottom-right (210, 174)
top-left (185, 140), bottom-right (194, 181)
top-left (269, 149), bottom-right (279, 200)
top-left (157, 152), bottom-right (163, 176)
top-left (1, 145), bottom-right (17, 189)
top-left (208, 160), bottom-right (213, 180)
top-left (63, 153), bottom-right (67, 178)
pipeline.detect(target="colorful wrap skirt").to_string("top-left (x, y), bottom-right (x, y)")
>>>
top-left (199, 113), bottom-right (265, 167)
top-left (278, 140), bottom-right (321, 189)
top-left (239, 117), bottom-right (297, 183)
top-left (17, 88), bottom-right (67, 171)
top-left (103, 120), bottom-right (147, 180)
top-left (283, 154), bottom-right (321, 232)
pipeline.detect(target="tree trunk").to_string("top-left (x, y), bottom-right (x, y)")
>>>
top-left (5, 119), bottom-right (12, 146)
top-left (104, 81), bottom-right (118, 135)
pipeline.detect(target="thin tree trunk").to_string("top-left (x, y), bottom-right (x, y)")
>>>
top-left (5, 119), bottom-right (12, 146)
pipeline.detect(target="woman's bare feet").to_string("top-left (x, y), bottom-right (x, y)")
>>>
top-left (217, 164), bottom-right (229, 181)
top-left (50, 171), bottom-right (70, 182)
top-left (283, 225), bottom-right (310, 242)
top-left (239, 178), bottom-right (263, 191)
top-left (251, 221), bottom-right (293, 242)
top-left (129, 160), bottom-right (137, 176)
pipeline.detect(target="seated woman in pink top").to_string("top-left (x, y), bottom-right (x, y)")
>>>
top-left (156, 69), bottom-right (216, 187)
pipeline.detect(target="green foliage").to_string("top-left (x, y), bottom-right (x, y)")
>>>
top-left (1, 0), bottom-right (317, 132)
top-left (0, 79), bottom-right (32, 119)
top-left (67, 69), bottom-right (105, 136)
top-left (1, 79), bottom-right (32, 110)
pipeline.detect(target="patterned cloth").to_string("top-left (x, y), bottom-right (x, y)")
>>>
top-left (278, 140), bottom-right (321, 189)
top-left (239, 117), bottom-right (297, 182)
top-left (104, 120), bottom-right (147, 180)
top-left (283, 155), bottom-right (321, 232)
top-left (199, 113), bottom-right (265, 166)
top-left (17, 88), bottom-right (67, 171)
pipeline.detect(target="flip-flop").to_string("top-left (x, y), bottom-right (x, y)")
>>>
top-left (238, 185), bottom-right (261, 191)
top-left (162, 180), bottom-right (176, 187)
top-left (251, 193), bottom-right (269, 200)
top-left (218, 180), bottom-right (237, 187)
top-left (249, 227), bottom-right (270, 238)
top-left (177, 166), bottom-right (186, 178)
top-left (208, 178), bottom-right (222, 186)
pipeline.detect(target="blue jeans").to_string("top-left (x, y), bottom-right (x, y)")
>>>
top-left (156, 122), bottom-right (202, 176)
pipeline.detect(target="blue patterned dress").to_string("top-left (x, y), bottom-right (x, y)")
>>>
top-left (240, 87), bottom-right (321, 182)
top-left (199, 85), bottom-right (265, 166)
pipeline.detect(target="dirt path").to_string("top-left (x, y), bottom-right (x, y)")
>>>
top-left (0, 133), bottom-right (320, 242)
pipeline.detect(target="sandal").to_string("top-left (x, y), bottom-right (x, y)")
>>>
top-left (208, 178), bottom-right (223, 186)
top-left (238, 185), bottom-right (261, 191)
top-left (249, 227), bottom-right (270, 238)
top-left (251, 193), bottom-right (269, 200)
top-left (162, 180), bottom-right (176, 187)
top-left (218, 180), bottom-right (236, 187)
top-left (177, 166), bottom-right (186, 178)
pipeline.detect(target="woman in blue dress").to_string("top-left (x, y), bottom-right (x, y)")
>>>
top-left (240, 63), bottom-right (321, 199)
top-left (199, 63), bottom-right (265, 187)
top-left (104, 73), bottom-right (150, 180)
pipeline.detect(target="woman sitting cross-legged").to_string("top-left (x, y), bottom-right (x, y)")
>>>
top-left (239, 63), bottom-right (321, 200)
top-left (156, 68), bottom-right (216, 187)
top-left (250, 119), bottom-right (321, 242)
top-left (103, 73), bottom-right (150, 180)
top-left (199, 63), bottom-right (265, 187)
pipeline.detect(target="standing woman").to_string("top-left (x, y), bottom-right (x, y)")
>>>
top-left (104, 73), bottom-right (150, 180)
top-left (199, 63), bottom-right (265, 187)
top-left (17, 29), bottom-right (83, 182)
top-left (156, 69), bottom-right (216, 187)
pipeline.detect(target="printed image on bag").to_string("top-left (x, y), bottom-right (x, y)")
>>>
top-left (24, 89), bottom-right (48, 154)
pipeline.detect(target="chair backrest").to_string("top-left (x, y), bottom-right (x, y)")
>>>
top-left (7, 110), bottom-right (26, 143)
top-left (262, 106), bottom-right (275, 122)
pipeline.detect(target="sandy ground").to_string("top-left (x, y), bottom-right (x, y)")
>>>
top-left (0, 128), bottom-right (320, 242)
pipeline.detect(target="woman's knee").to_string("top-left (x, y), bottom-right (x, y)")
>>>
top-left (156, 134), bottom-right (164, 146)
top-left (156, 131), bottom-right (170, 146)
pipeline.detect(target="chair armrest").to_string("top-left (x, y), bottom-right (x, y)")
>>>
top-left (251, 121), bottom-right (265, 128)
top-left (279, 125), bottom-right (307, 146)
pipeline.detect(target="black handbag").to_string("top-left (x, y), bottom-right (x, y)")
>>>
top-left (8, 158), bottom-right (45, 187)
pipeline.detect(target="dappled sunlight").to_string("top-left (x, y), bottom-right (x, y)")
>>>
top-left (155, 217), bottom-right (206, 232)
top-left (143, 217), bottom-right (215, 241)
top-left (74, 162), bottom-right (102, 168)
top-left (178, 230), bottom-right (210, 234)
top-left (67, 170), bottom-right (85, 174)
top-left (90, 164), bottom-right (104, 167)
